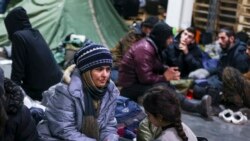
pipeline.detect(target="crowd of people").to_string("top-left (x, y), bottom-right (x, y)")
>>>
top-left (0, 5), bottom-right (250, 141)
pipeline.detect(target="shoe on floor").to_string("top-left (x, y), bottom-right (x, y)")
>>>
top-left (232, 111), bottom-right (248, 125)
top-left (219, 109), bottom-right (234, 123)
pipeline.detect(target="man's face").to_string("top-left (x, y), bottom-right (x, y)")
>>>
top-left (165, 36), bottom-right (173, 48)
top-left (180, 30), bottom-right (195, 45)
top-left (141, 26), bottom-right (152, 36)
top-left (218, 32), bottom-right (231, 49)
top-left (246, 46), bottom-right (250, 57)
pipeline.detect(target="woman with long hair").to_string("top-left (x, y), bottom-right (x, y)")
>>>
top-left (37, 43), bottom-right (119, 141)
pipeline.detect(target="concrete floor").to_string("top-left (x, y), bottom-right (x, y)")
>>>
top-left (182, 112), bottom-right (250, 141)
top-left (1, 60), bottom-right (250, 141)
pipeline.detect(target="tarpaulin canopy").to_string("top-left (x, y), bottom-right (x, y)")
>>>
top-left (0, 0), bottom-right (128, 49)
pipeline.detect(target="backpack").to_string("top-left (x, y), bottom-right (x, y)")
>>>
top-left (201, 51), bottom-right (218, 70)
top-left (115, 96), bottom-right (146, 126)
top-left (115, 96), bottom-right (146, 139)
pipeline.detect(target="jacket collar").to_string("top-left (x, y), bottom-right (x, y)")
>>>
top-left (68, 69), bottom-right (83, 98)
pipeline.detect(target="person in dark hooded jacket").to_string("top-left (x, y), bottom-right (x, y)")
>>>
top-left (111, 16), bottom-right (159, 84)
top-left (162, 27), bottom-right (203, 78)
top-left (4, 7), bottom-right (62, 101)
top-left (0, 67), bottom-right (38, 141)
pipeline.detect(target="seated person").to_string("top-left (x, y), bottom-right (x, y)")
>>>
top-left (118, 22), bottom-right (212, 118)
top-left (221, 40), bottom-right (250, 109)
top-left (111, 16), bottom-right (159, 83)
top-left (0, 67), bottom-right (38, 141)
top-left (236, 31), bottom-right (249, 44)
top-left (162, 27), bottom-right (203, 78)
top-left (37, 43), bottom-right (119, 140)
top-left (140, 85), bottom-right (197, 141)
top-left (193, 27), bottom-right (249, 108)
top-left (4, 7), bottom-right (62, 101)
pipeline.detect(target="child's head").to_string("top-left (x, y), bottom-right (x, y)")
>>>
top-left (143, 85), bottom-right (181, 127)
top-left (143, 85), bottom-right (188, 141)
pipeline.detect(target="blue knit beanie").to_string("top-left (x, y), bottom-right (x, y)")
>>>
top-left (74, 43), bottom-right (113, 73)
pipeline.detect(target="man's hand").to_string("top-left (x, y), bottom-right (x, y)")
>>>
top-left (179, 43), bottom-right (189, 54)
top-left (164, 67), bottom-right (181, 81)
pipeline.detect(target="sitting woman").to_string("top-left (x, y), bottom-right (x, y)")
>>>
top-left (142, 86), bottom-right (197, 141)
top-left (37, 43), bottom-right (119, 141)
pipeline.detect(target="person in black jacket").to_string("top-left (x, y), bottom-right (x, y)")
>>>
top-left (4, 7), bottom-right (62, 101)
top-left (0, 67), bottom-right (38, 141)
top-left (193, 27), bottom-right (250, 110)
top-left (214, 27), bottom-right (249, 76)
top-left (163, 27), bottom-right (203, 78)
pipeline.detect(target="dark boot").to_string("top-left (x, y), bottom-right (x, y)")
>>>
top-left (193, 85), bottom-right (221, 106)
top-left (177, 92), bottom-right (212, 118)
top-left (193, 85), bottom-right (207, 99)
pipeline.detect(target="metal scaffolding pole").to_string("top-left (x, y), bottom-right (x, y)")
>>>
top-left (206, 0), bottom-right (219, 33)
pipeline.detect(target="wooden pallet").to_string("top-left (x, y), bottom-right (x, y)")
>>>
top-left (193, 17), bottom-right (207, 31)
top-left (238, 5), bottom-right (250, 17)
top-left (239, 0), bottom-right (250, 7)
top-left (217, 21), bottom-right (238, 33)
top-left (193, 3), bottom-right (209, 24)
top-left (218, 13), bottom-right (237, 25)
top-left (220, 5), bottom-right (237, 12)
top-left (218, 21), bottom-right (235, 27)
top-left (193, 3), bottom-right (209, 8)
top-left (193, 3), bottom-right (209, 14)
top-left (220, 0), bottom-right (239, 5)
top-left (239, 15), bottom-right (250, 25)
top-left (123, 8), bottom-right (165, 26)
top-left (220, 0), bottom-right (238, 9)
top-left (195, 24), bottom-right (207, 31)
top-left (237, 24), bottom-right (250, 36)
top-left (195, 0), bottom-right (208, 3)
top-left (218, 0), bottom-right (238, 27)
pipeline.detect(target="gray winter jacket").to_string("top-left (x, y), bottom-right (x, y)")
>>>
top-left (37, 71), bottom-right (119, 141)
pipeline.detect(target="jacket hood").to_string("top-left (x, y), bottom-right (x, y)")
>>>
top-left (174, 30), bottom-right (183, 41)
top-left (149, 22), bottom-right (173, 59)
top-left (3, 78), bottom-right (24, 114)
top-left (4, 7), bottom-right (32, 41)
